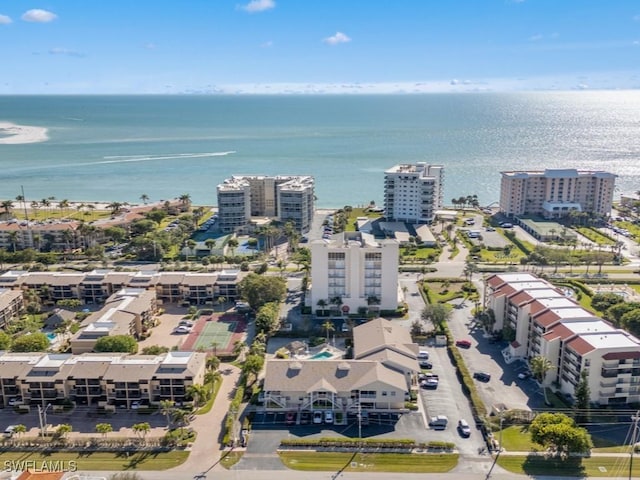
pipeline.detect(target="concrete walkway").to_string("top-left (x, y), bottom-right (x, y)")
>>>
top-left (169, 362), bottom-right (241, 474)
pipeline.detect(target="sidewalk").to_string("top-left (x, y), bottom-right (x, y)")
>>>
top-left (169, 362), bottom-right (241, 474)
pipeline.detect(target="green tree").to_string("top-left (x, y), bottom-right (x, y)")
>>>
top-left (621, 308), bottom-right (640, 337)
top-left (104, 226), bottom-right (128, 244)
top-left (0, 331), bottom-right (12, 350)
top-left (132, 422), bottom-right (151, 440)
top-left (322, 320), bottom-right (335, 343)
top-left (11, 333), bottom-right (49, 352)
top-left (242, 354), bottom-right (265, 384)
top-left (186, 384), bottom-right (208, 409)
top-left (141, 345), bottom-right (170, 355)
top-left (227, 237), bottom-right (239, 257)
top-left (574, 370), bottom-right (591, 424)
top-left (591, 293), bottom-right (624, 313)
top-left (531, 355), bottom-right (555, 405)
top-left (94, 335), bottom-right (138, 353)
top-left (206, 355), bottom-right (220, 372)
top-left (254, 302), bottom-right (281, 335)
top-left (95, 422), bottom-right (113, 438)
top-left (57, 423), bottom-right (72, 439)
top-left (421, 303), bottom-right (452, 333)
top-left (13, 424), bottom-right (26, 437)
top-left (159, 400), bottom-right (175, 429)
top-left (237, 273), bottom-right (286, 310)
top-left (530, 412), bottom-right (592, 455)
top-left (605, 302), bottom-right (640, 327)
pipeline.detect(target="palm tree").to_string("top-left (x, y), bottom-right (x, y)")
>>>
top-left (8, 231), bottom-right (19, 252)
top-left (58, 199), bottom-right (70, 218)
top-left (13, 424), bottom-right (26, 438)
top-left (186, 239), bottom-right (197, 261)
top-left (186, 384), bottom-right (208, 409)
top-left (95, 422), bottom-right (113, 439)
top-left (227, 237), bottom-right (239, 257)
top-left (159, 400), bottom-right (175, 429)
top-left (531, 355), bottom-right (555, 405)
top-left (107, 202), bottom-right (123, 215)
top-left (232, 340), bottom-right (248, 359)
top-left (317, 299), bottom-right (327, 315)
top-left (217, 296), bottom-right (227, 312)
top-left (1, 200), bottom-right (14, 216)
top-left (30, 201), bottom-right (40, 218)
top-left (322, 320), bottom-right (335, 343)
top-left (56, 423), bottom-right (72, 439)
top-left (205, 238), bottom-right (216, 253)
top-left (178, 194), bottom-right (191, 211)
top-left (140, 193), bottom-right (149, 205)
top-left (132, 422), bottom-right (150, 441)
top-left (206, 355), bottom-right (220, 372)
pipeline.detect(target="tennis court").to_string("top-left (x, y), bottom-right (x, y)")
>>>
top-left (191, 320), bottom-right (238, 351)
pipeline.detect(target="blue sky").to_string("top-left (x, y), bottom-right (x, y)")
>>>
top-left (1, 0), bottom-right (639, 94)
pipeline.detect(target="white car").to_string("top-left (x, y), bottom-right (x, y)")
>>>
top-left (174, 325), bottom-right (192, 334)
top-left (324, 410), bottom-right (334, 424)
top-left (131, 401), bottom-right (141, 410)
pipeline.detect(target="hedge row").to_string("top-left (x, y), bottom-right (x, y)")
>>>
top-left (280, 438), bottom-right (454, 450)
top-left (222, 385), bottom-right (245, 446)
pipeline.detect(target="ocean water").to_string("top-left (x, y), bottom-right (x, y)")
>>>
top-left (1, 92), bottom-right (639, 208)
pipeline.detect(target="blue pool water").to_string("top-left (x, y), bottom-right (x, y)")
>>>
top-left (46, 332), bottom-right (57, 341)
top-left (310, 351), bottom-right (333, 360)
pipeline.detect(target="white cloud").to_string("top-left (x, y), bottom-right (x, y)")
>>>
top-left (240, 0), bottom-right (275, 13)
top-left (529, 34), bottom-right (543, 42)
top-left (323, 32), bottom-right (351, 45)
top-left (49, 47), bottom-right (84, 57)
top-left (0, 14), bottom-right (12, 24)
top-left (260, 40), bottom-right (273, 48)
top-left (22, 9), bottom-right (57, 23)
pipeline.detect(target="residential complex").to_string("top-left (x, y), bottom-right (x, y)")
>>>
top-left (383, 163), bottom-right (444, 224)
top-left (486, 273), bottom-right (640, 406)
top-left (310, 231), bottom-right (399, 314)
top-left (216, 175), bottom-right (315, 234)
top-left (262, 318), bottom-right (419, 418)
top-left (0, 269), bottom-right (246, 306)
top-left (0, 351), bottom-right (206, 409)
top-left (0, 288), bottom-right (24, 329)
top-left (499, 169), bottom-right (616, 219)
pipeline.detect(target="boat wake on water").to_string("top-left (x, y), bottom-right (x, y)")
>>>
top-left (99, 151), bottom-right (236, 164)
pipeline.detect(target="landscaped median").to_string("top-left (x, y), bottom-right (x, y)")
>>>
top-left (277, 438), bottom-right (458, 473)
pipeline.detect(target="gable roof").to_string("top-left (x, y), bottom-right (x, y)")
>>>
top-left (353, 317), bottom-right (417, 360)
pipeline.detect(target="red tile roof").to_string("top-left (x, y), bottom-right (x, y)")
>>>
top-left (534, 310), bottom-right (562, 329)
top-left (602, 351), bottom-right (640, 360)
top-left (508, 290), bottom-right (535, 306)
top-left (566, 336), bottom-right (596, 356)
top-left (543, 323), bottom-right (574, 342)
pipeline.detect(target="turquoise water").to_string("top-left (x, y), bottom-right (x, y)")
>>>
top-left (46, 332), bottom-right (57, 342)
top-left (1, 92), bottom-right (639, 207)
top-left (310, 351), bottom-right (333, 360)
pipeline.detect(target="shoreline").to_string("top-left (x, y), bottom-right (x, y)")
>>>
top-left (0, 122), bottom-right (49, 144)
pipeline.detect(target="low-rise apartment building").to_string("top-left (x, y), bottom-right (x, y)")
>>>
top-left (0, 288), bottom-right (23, 328)
top-left (0, 351), bottom-right (206, 409)
top-left (262, 318), bottom-right (419, 417)
top-left (0, 269), bottom-right (246, 306)
top-left (486, 273), bottom-right (640, 405)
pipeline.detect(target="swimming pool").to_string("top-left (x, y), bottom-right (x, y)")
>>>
top-left (309, 351), bottom-right (334, 360)
top-left (46, 332), bottom-right (57, 342)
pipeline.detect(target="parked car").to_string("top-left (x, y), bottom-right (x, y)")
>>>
top-left (360, 411), bottom-right (369, 425)
top-left (285, 412), bottom-right (296, 425)
top-left (473, 372), bottom-right (491, 382)
top-left (429, 415), bottom-right (449, 430)
top-left (417, 350), bottom-right (429, 359)
top-left (174, 326), bottom-right (192, 334)
top-left (341, 323), bottom-right (350, 332)
top-left (324, 410), bottom-right (334, 424)
top-left (131, 401), bottom-right (141, 410)
top-left (179, 320), bottom-right (194, 327)
top-left (455, 339), bottom-right (472, 349)
top-left (300, 411), bottom-right (311, 425)
top-left (420, 378), bottom-right (439, 389)
top-left (518, 371), bottom-right (532, 380)
top-left (313, 411), bottom-right (323, 424)
top-left (8, 397), bottom-right (22, 407)
top-left (419, 360), bottom-right (433, 369)
top-left (458, 419), bottom-right (471, 437)
top-left (3, 425), bottom-right (18, 438)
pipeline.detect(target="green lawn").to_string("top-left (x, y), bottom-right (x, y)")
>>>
top-left (500, 425), bottom-right (540, 452)
top-left (0, 451), bottom-right (189, 471)
top-left (278, 452), bottom-right (458, 473)
top-left (195, 377), bottom-right (222, 415)
top-left (497, 454), bottom-right (639, 478)
top-left (424, 281), bottom-right (467, 303)
top-left (220, 450), bottom-right (244, 469)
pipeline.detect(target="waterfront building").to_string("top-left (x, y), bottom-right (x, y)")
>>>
top-left (217, 175), bottom-right (315, 234)
top-left (310, 231), bottom-right (399, 315)
top-left (486, 272), bottom-right (640, 406)
top-left (0, 351), bottom-right (206, 409)
top-left (499, 168), bottom-right (616, 219)
top-left (383, 163), bottom-right (444, 224)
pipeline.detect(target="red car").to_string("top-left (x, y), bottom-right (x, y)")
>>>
top-left (285, 412), bottom-right (296, 425)
top-left (455, 339), bottom-right (472, 349)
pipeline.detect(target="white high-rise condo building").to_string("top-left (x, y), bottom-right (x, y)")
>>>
top-left (384, 163), bottom-right (444, 224)
top-left (217, 175), bottom-right (315, 234)
top-left (499, 169), bottom-right (616, 219)
top-left (311, 232), bottom-right (399, 315)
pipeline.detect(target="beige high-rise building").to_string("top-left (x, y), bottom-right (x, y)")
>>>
top-left (499, 169), bottom-right (616, 219)
top-left (384, 163), bottom-right (444, 224)
top-left (217, 175), bottom-right (315, 233)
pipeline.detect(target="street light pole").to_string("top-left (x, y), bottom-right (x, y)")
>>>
top-left (38, 403), bottom-right (52, 438)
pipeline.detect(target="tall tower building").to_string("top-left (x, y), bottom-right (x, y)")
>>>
top-left (384, 163), bottom-right (444, 224)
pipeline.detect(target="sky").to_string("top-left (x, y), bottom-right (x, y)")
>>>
top-left (0, 0), bottom-right (639, 94)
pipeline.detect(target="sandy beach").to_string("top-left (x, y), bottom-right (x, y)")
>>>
top-left (0, 121), bottom-right (49, 144)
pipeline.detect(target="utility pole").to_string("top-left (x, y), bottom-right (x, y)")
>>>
top-left (630, 410), bottom-right (640, 480)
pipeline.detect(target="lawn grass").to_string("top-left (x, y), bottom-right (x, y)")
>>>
top-left (220, 450), bottom-right (244, 469)
top-left (0, 451), bottom-right (189, 471)
top-left (497, 454), bottom-right (640, 477)
top-left (500, 425), bottom-right (540, 452)
top-left (424, 281), bottom-right (466, 303)
top-left (195, 377), bottom-right (222, 415)
top-left (278, 452), bottom-right (458, 473)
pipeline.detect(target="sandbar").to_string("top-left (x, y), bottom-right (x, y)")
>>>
top-left (0, 121), bottom-right (49, 144)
